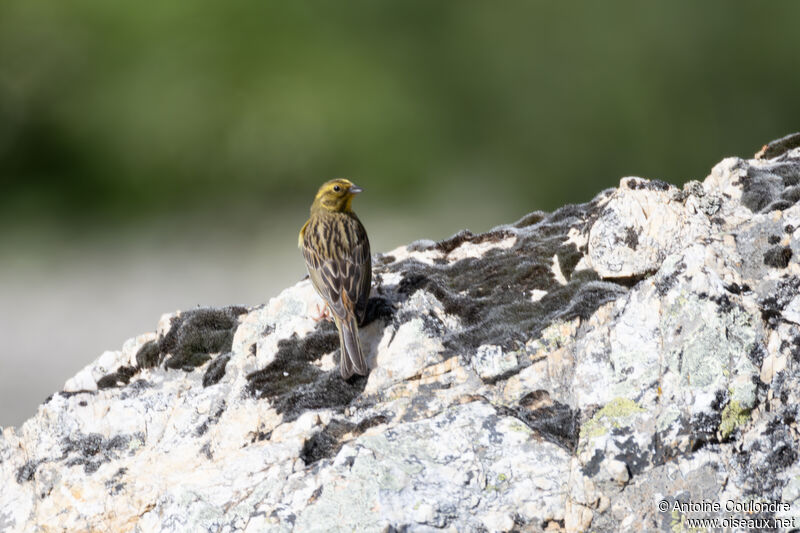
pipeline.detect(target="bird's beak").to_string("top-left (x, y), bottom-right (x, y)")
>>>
top-left (349, 185), bottom-right (363, 194)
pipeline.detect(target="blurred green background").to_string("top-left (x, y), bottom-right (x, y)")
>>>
top-left (2, 1), bottom-right (799, 426)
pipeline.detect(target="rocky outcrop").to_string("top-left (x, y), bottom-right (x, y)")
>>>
top-left (3, 135), bottom-right (800, 532)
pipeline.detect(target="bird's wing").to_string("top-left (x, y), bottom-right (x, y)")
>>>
top-left (302, 217), bottom-right (371, 322)
top-left (303, 243), bottom-right (348, 319)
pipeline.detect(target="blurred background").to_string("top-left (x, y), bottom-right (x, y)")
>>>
top-left (2, 1), bottom-right (799, 427)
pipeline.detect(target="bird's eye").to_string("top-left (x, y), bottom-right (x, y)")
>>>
top-left (333, 185), bottom-right (341, 192)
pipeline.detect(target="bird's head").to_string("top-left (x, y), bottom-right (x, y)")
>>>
top-left (311, 179), bottom-right (363, 213)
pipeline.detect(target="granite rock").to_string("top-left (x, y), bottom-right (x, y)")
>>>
top-left (3, 135), bottom-right (800, 532)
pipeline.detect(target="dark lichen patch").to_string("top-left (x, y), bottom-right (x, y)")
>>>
top-left (556, 243), bottom-right (584, 281)
top-left (383, 525), bottom-right (414, 533)
top-left (57, 389), bottom-right (97, 399)
top-left (772, 370), bottom-right (791, 404)
top-left (626, 179), bottom-right (671, 191)
top-left (513, 211), bottom-right (547, 228)
top-left (195, 401), bottom-right (226, 437)
top-left (433, 228), bottom-right (515, 255)
top-left (688, 390), bottom-right (726, 446)
top-left (16, 459), bottom-right (43, 484)
top-left (741, 188), bottom-right (773, 213)
top-left (724, 282), bottom-right (750, 295)
top-left (246, 323), bottom-right (338, 398)
top-left (581, 449), bottom-right (604, 477)
top-left (97, 365), bottom-right (136, 389)
top-left (64, 433), bottom-right (103, 457)
top-left (66, 457), bottom-right (102, 474)
top-left (362, 296), bottom-right (395, 327)
top-left (481, 367), bottom-right (526, 386)
top-left (608, 395), bottom-right (728, 475)
top-left (763, 199), bottom-right (794, 212)
top-left (737, 412), bottom-right (798, 497)
top-left (99, 306), bottom-right (248, 390)
top-left (164, 351), bottom-right (212, 370)
top-left (202, 353), bottom-right (232, 387)
top-left (389, 309), bottom-right (446, 339)
top-left (161, 307), bottom-right (247, 371)
top-left (781, 186), bottom-right (800, 204)
top-left (654, 261), bottom-right (686, 296)
top-left (135, 340), bottom-right (161, 369)
top-left (249, 430), bottom-right (272, 443)
top-left (755, 441), bottom-right (797, 494)
top-left (300, 421), bottom-right (350, 465)
top-left (623, 227), bottom-right (639, 250)
top-left (764, 246), bottom-right (793, 269)
top-left (547, 280), bottom-right (627, 323)
top-left (785, 336), bottom-right (800, 363)
top-left (160, 306), bottom-right (247, 360)
top-left (740, 173), bottom-right (780, 213)
top-left (245, 322), bottom-right (368, 421)
top-left (375, 254), bottom-right (396, 266)
top-left (760, 299), bottom-right (783, 328)
top-left (650, 418), bottom-right (692, 467)
top-left (92, 307), bottom-right (249, 394)
top-left (381, 200), bottom-right (627, 370)
top-left (709, 293), bottom-right (734, 314)
top-left (120, 379), bottom-right (152, 399)
top-left (503, 399), bottom-right (581, 452)
top-left (406, 239), bottom-right (436, 252)
top-left (433, 229), bottom-right (475, 255)
top-left (105, 467), bottom-right (127, 496)
top-left (739, 160), bottom-right (800, 213)
top-left (276, 373), bottom-right (367, 422)
top-left (60, 432), bottom-right (143, 475)
top-left (758, 276), bottom-right (800, 328)
top-left (396, 266), bottom-right (481, 324)
top-left (613, 436), bottom-right (649, 476)
top-left (764, 161), bottom-right (800, 186)
top-left (200, 442), bottom-right (213, 460)
top-left (300, 414), bottom-right (389, 465)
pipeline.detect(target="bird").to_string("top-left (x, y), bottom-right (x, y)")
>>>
top-left (299, 178), bottom-right (372, 379)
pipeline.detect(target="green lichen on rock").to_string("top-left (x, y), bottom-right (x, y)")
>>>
top-left (718, 400), bottom-right (750, 439)
top-left (661, 293), bottom-right (759, 393)
top-left (579, 397), bottom-right (645, 442)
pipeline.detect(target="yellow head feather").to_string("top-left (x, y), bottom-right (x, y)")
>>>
top-left (311, 179), bottom-right (363, 214)
top-left (299, 179), bottom-right (364, 247)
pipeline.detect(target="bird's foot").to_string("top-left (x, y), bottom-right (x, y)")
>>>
top-left (310, 302), bottom-right (332, 322)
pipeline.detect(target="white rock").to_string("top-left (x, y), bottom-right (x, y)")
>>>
top-left (3, 139), bottom-right (800, 532)
top-left (479, 511), bottom-right (515, 532)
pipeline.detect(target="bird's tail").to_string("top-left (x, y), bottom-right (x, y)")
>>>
top-left (337, 315), bottom-right (368, 379)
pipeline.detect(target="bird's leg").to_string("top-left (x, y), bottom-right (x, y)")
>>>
top-left (310, 302), bottom-right (332, 322)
